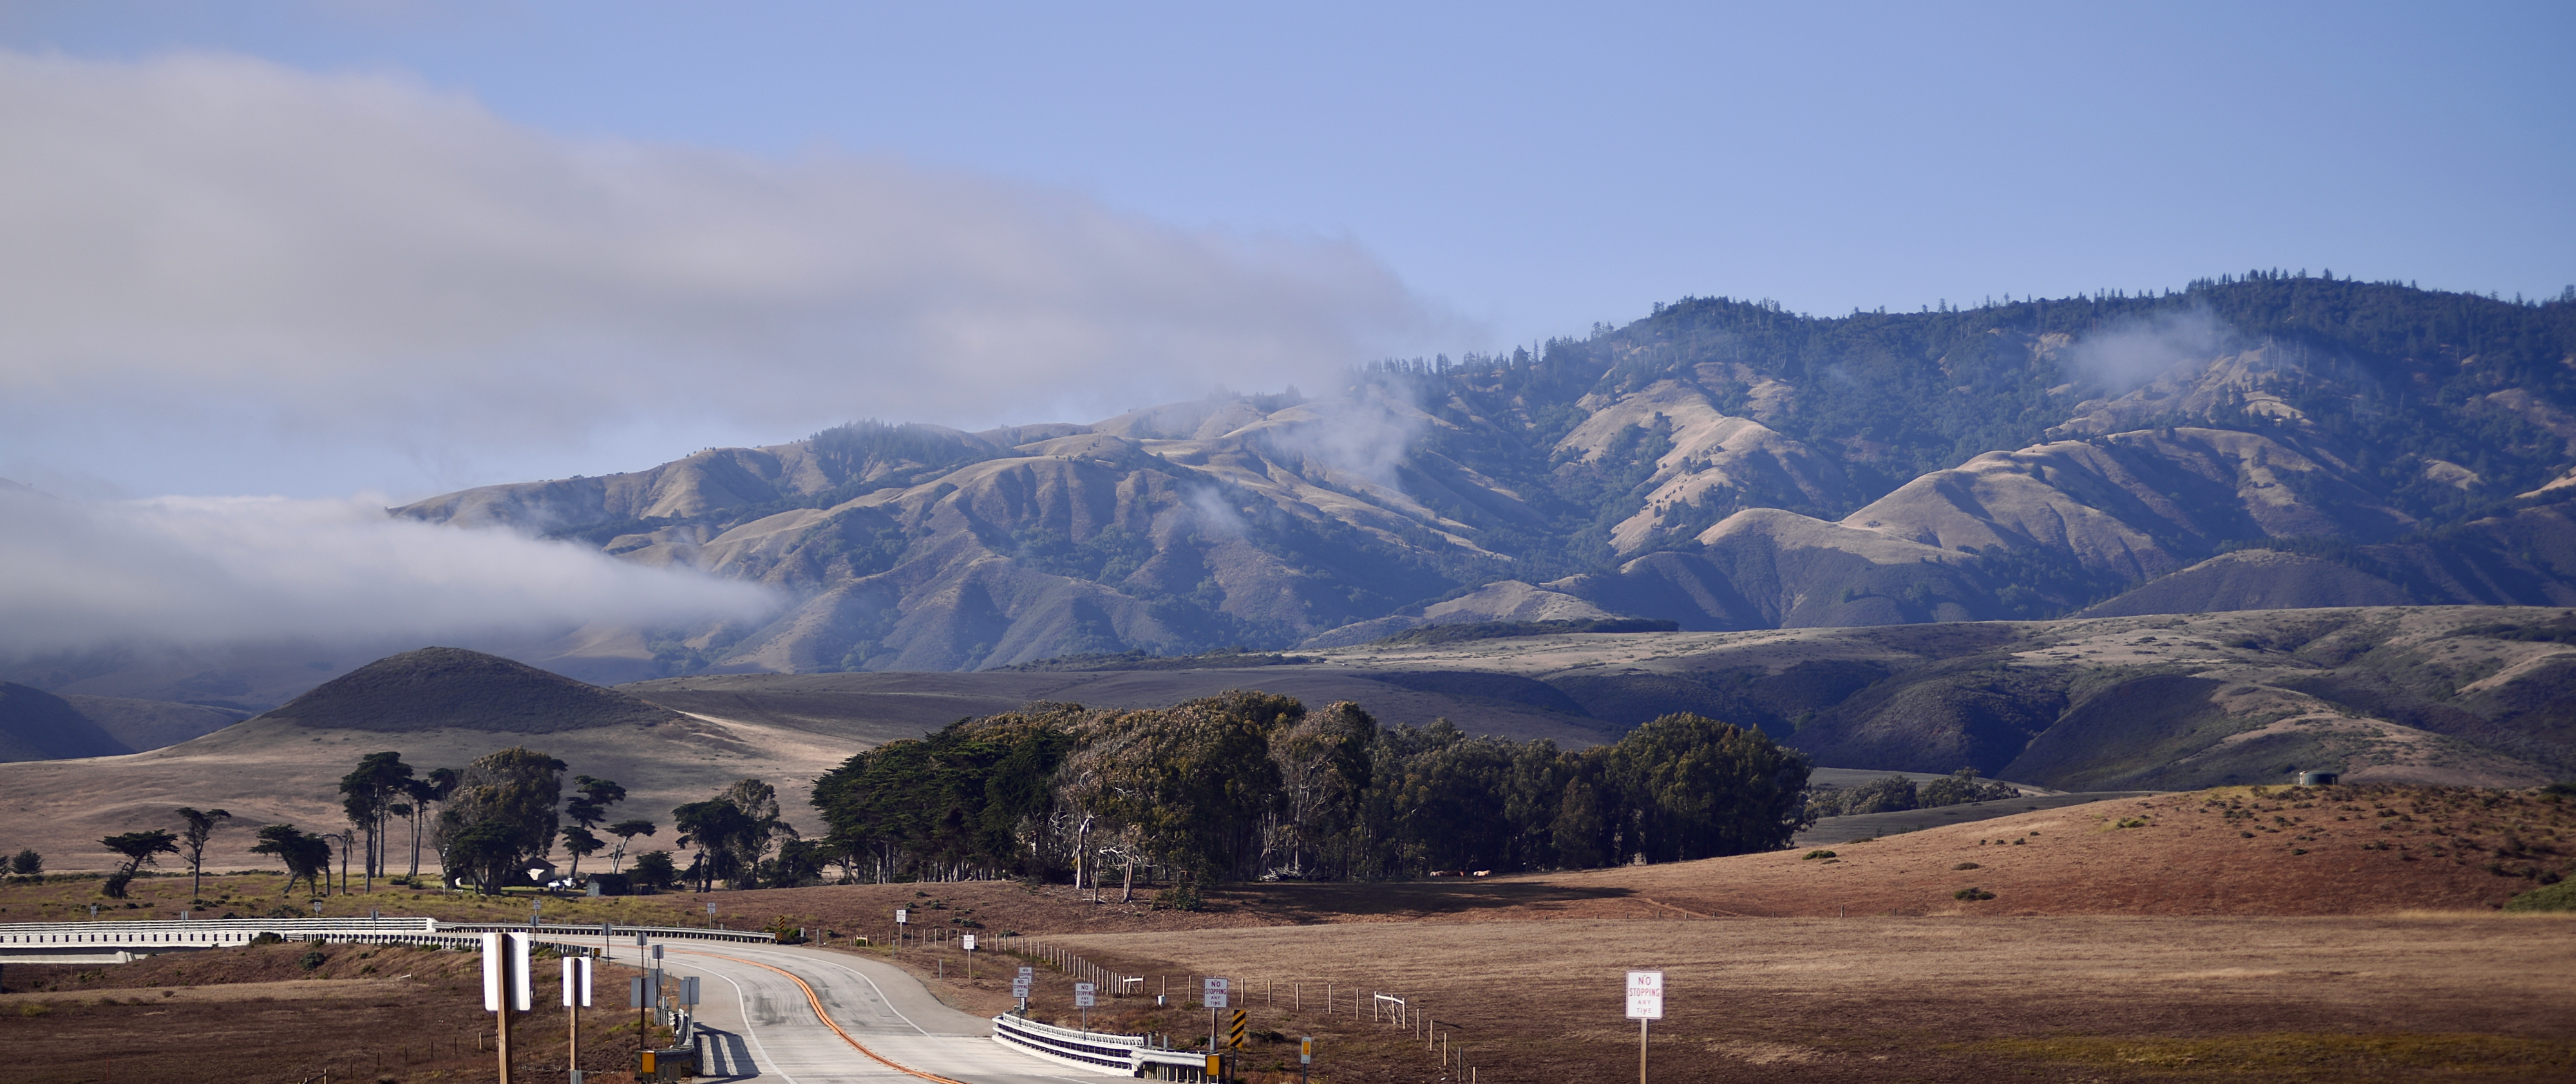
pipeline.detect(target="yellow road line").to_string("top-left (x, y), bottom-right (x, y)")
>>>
top-left (682, 948), bottom-right (975, 1084)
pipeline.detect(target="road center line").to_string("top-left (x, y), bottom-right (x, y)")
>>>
top-left (680, 948), bottom-right (972, 1084)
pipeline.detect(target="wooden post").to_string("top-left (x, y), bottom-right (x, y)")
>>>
top-left (496, 986), bottom-right (513, 1084)
top-left (1639, 1016), bottom-right (1649, 1084)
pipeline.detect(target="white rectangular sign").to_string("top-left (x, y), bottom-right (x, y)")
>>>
top-left (895, 908), bottom-right (908, 924)
top-left (1203, 978), bottom-right (1229, 991)
top-left (561, 956), bottom-right (592, 1007)
top-left (1625, 969), bottom-right (1663, 1020)
top-left (1074, 982), bottom-right (1095, 994)
top-left (481, 932), bottom-right (532, 1012)
top-left (1204, 991), bottom-right (1229, 1008)
top-left (1019, 966), bottom-right (1036, 978)
top-left (961, 935), bottom-right (976, 951)
top-left (1074, 993), bottom-right (1095, 1008)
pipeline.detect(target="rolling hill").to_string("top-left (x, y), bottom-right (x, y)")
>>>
top-left (378, 277), bottom-right (2576, 677)
top-left (7, 604), bottom-right (2570, 872)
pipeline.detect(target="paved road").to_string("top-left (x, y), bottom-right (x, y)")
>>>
top-left (657, 943), bottom-right (1113, 1084)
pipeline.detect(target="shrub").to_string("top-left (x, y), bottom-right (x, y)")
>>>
top-left (297, 950), bottom-right (328, 970)
top-left (1953, 862), bottom-right (1981, 870)
top-left (1953, 887), bottom-right (1996, 901)
top-left (1801, 850), bottom-right (1837, 861)
top-left (2502, 879), bottom-right (2576, 913)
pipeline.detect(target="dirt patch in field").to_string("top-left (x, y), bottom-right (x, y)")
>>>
top-left (1033, 915), bottom-right (2576, 1084)
top-left (0, 940), bottom-right (659, 1084)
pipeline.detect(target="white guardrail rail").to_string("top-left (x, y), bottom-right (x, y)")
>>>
top-left (0, 917), bottom-right (773, 963)
top-left (992, 1013), bottom-right (1217, 1081)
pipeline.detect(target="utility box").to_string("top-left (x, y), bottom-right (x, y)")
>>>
top-left (638, 1043), bottom-right (700, 1081)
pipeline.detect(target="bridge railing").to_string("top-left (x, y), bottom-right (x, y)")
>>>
top-left (0, 917), bottom-right (773, 955)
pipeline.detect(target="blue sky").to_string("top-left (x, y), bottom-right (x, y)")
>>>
top-left (2, 1), bottom-right (2570, 499)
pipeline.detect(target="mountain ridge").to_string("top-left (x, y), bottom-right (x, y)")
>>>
top-left (386, 276), bottom-right (2576, 676)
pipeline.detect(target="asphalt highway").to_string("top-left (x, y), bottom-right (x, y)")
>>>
top-left (654, 942), bottom-right (1115, 1084)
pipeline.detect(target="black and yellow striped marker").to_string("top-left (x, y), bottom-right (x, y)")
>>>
top-left (1227, 1008), bottom-right (1247, 1048)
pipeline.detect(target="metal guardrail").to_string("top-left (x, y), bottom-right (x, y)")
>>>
top-left (991, 1012), bottom-right (1148, 1072)
top-left (0, 917), bottom-right (773, 961)
top-left (437, 922), bottom-right (776, 944)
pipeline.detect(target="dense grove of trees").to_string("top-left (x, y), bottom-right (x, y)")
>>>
top-left (1804, 769), bottom-right (2020, 819)
top-left (808, 693), bottom-right (1812, 897)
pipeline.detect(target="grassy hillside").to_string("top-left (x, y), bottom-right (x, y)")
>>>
top-left (371, 277), bottom-right (2576, 676)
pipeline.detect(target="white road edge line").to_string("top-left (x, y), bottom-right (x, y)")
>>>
top-left (706, 966), bottom-right (800, 1084)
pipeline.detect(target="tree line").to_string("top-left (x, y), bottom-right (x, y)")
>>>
top-left (808, 693), bottom-right (1814, 901)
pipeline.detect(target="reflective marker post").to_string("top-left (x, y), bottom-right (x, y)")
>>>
top-left (1300, 1036), bottom-right (1312, 1084)
top-left (482, 932), bottom-right (532, 1084)
top-left (562, 955), bottom-right (592, 1083)
top-left (1625, 971), bottom-right (1663, 1084)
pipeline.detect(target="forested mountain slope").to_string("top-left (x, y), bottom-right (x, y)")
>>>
top-left (396, 275), bottom-right (2576, 675)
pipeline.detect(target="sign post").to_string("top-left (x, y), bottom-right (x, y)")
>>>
top-left (895, 908), bottom-right (907, 950)
top-left (961, 933), bottom-right (975, 978)
top-left (1203, 977), bottom-right (1230, 1080)
top-left (1074, 982), bottom-right (1095, 1033)
top-left (1625, 971), bottom-right (1663, 1084)
top-left (482, 932), bottom-right (532, 1084)
top-left (1013, 966), bottom-right (1034, 1009)
top-left (1300, 1036), bottom-right (1312, 1084)
top-left (629, 976), bottom-right (650, 1060)
top-left (561, 955), bottom-right (592, 1083)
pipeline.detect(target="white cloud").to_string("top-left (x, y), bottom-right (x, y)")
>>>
top-left (2063, 306), bottom-right (2234, 395)
top-left (0, 50), bottom-right (1451, 471)
top-left (0, 483), bottom-right (779, 657)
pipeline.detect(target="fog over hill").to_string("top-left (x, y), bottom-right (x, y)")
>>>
top-left (388, 276), bottom-right (2576, 678)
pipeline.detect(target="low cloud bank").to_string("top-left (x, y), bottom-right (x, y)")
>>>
top-left (0, 485), bottom-right (779, 658)
top-left (0, 50), bottom-right (1450, 475)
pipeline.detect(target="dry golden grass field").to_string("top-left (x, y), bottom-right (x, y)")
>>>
top-left (5, 785), bottom-right (2573, 1083)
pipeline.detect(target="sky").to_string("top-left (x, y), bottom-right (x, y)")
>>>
top-left (2, 0), bottom-right (2571, 503)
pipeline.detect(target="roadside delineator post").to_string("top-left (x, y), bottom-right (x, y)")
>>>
top-left (562, 955), bottom-right (592, 1083)
top-left (481, 931), bottom-right (531, 1084)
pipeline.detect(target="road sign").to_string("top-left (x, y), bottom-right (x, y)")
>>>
top-left (1019, 966), bottom-right (1035, 980)
top-left (629, 977), bottom-right (649, 1009)
top-left (561, 956), bottom-right (592, 1007)
top-left (1074, 982), bottom-right (1096, 1008)
top-left (481, 932), bottom-right (532, 1012)
top-left (895, 908), bottom-right (908, 924)
top-left (1204, 976), bottom-right (1229, 1009)
top-left (1227, 1009), bottom-right (1247, 1048)
top-left (1301, 1036), bottom-right (1312, 1065)
top-left (961, 934), bottom-right (975, 951)
top-left (679, 976), bottom-right (701, 1007)
top-left (1625, 970), bottom-right (1663, 1020)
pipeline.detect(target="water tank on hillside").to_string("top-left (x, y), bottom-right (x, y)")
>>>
top-left (2297, 770), bottom-right (2340, 787)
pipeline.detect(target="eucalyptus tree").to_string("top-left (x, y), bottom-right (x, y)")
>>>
top-left (431, 747), bottom-right (566, 894)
